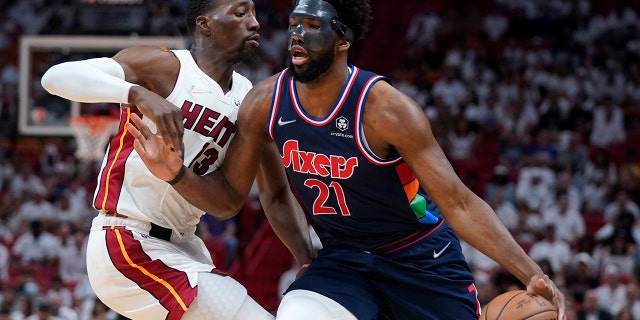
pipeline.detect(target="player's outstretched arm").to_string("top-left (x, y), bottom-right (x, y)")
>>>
top-left (41, 46), bottom-right (184, 152)
top-left (365, 81), bottom-right (566, 319)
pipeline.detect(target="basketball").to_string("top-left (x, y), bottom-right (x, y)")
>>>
top-left (479, 290), bottom-right (557, 320)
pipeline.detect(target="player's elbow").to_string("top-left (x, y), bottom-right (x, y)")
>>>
top-left (40, 66), bottom-right (56, 94)
top-left (40, 63), bottom-right (68, 95)
top-left (207, 202), bottom-right (243, 220)
top-left (209, 191), bottom-right (246, 220)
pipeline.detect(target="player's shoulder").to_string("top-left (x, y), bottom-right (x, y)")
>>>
top-left (115, 45), bottom-right (176, 60)
top-left (360, 69), bottom-right (425, 124)
top-left (367, 77), bottom-right (410, 109)
top-left (113, 46), bottom-right (178, 72)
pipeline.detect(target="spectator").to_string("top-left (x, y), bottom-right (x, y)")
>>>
top-left (528, 224), bottom-right (572, 275)
top-left (38, 144), bottom-right (62, 177)
top-left (431, 66), bottom-right (468, 111)
top-left (556, 169), bottom-right (583, 212)
top-left (0, 305), bottom-right (9, 320)
top-left (0, 243), bottom-right (7, 284)
top-left (498, 128), bottom-right (528, 169)
top-left (594, 217), bottom-right (636, 276)
top-left (482, 8), bottom-right (509, 42)
top-left (618, 149), bottom-right (640, 203)
top-left (83, 298), bottom-right (118, 320)
top-left (201, 215), bottom-right (239, 270)
top-left (556, 131), bottom-right (590, 182)
top-left (196, 222), bottom-right (228, 271)
top-left (537, 92), bottom-right (571, 132)
top-left (583, 171), bottom-right (613, 213)
top-left (496, 96), bottom-right (538, 143)
top-left (11, 187), bottom-right (56, 233)
top-left (73, 276), bottom-right (97, 320)
top-left (623, 283), bottom-right (640, 320)
top-left (542, 190), bottom-right (585, 244)
top-left (490, 188), bottom-right (519, 234)
top-left (45, 276), bottom-right (73, 309)
top-left (8, 163), bottom-right (44, 201)
top-left (24, 298), bottom-right (63, 320)
top-left (485, 165), bottom-right (516, 205)
top-left (564, 252), bottom-right (600, 304)
top-left (525, 127), bottom-right (559, 162)
top-left (513, 200), bottom-right (545, 246)
top-left (589, 96), bottom-right (626, 148)
top-left (603, 190), bottom-right (640, 224)
top-left (405, 8), bottom-right (441, 46)
top-left (577, 289), bottom-right (614, 320)
top-left (583, 151), bottom-right (618, 191)
top-left (0, 192), bottom-right (18, 244)
top-left (515, 154), bottom-right (557, 212)
top-left (615, 306), bottom-right (634, 320)
top-left (57, 227), bottom-right (87, 284)
top-left (54, 193), bottom-right (82, 225)
top-left (446, 116), bottom-right (477, 162)
top-left (10, 294), bottom-right (34, 320)
top-left (48, 293), bottom-right (78, 320)
top-left (11, 220), bottom-right (61, 265)
top-left (594, 264), bottom-right (628, 316)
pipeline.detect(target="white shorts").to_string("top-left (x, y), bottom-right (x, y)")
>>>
top-left (86, 213), bottom-right (268, 320)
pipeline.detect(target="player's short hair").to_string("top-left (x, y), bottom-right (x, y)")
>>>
top-left (324, 0), bottom-right (372, 42)
top-left (185, 0), bottom-right (220, 36)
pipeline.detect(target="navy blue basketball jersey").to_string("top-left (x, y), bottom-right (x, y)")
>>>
top-left (267, 66), bottom-right (444, 251)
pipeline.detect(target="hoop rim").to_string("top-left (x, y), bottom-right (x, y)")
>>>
top-left (69, 115), bottom-right (119, 136)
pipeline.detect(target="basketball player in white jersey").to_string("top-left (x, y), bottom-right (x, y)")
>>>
top-left (40, 0), bottom-right (314, 319)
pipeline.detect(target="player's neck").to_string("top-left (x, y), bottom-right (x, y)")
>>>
top-left (295, 62), bottom-right (350, 118)
top-left (191, 50), bottom-right (236, 93)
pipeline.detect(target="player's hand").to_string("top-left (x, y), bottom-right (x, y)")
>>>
top-left (126, 113), bottom-right (184, 182)
top-left (127, 86), bottom-right (184, 153)
top-left (526, 274), bottom-right (566, 320)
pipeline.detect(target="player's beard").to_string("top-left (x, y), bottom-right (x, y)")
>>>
top-left (288, 47), bottom-right (335, 83)
top-left (237, 49), bottom-right (258, 65)
top-left (236, 39), bottom-right (259, 65)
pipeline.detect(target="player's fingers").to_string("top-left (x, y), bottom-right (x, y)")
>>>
top-left (157, 117), bottom-right (178, 151)
top-left (169, 115), bottom-right (184, 153)
top-left (131, 138), bottom-right (146, 156)
top-left (533, 278), bottom-right (553, 301)
top-left (535, 279), bottom-right (566, 320)
top-left (130, 114), bottom-right (154, 139)
top-left (125, 121), bottom-right (145, 143)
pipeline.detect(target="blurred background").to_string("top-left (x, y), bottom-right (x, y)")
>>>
top-left (0, 0), bottom-right (640, 319)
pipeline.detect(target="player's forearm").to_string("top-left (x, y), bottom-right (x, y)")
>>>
top-left (261, 192), bottom-right (314, 265)
top-left (172, 169), bottom-right (246, 220)
top-left (448, 195), bottom-right (544, 285)
top-left (41, 58), bottom-right (134, 103)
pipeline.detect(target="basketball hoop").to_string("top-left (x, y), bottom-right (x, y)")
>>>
top-left (69, 115), bottom-right (119, 161)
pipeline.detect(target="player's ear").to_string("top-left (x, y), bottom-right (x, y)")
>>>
top-left (196, 16), bottom-right (212, 36)
top-left (338, 38), bottom-right (350, 52)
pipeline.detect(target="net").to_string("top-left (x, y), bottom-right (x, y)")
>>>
top-left (69, 115), bottom-right (119, 161)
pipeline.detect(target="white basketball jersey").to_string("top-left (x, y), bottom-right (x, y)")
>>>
top-left (93, 49), bottom-right (252, 235)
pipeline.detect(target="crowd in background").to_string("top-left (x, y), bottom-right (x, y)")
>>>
top-left (0, 0), bottom-right (639, 319)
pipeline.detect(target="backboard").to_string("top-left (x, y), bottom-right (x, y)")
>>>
top-left (18, 35), bottom-right (186, 136)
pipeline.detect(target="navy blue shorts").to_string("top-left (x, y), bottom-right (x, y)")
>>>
top-left (287, 223), bottom-right (480, 319)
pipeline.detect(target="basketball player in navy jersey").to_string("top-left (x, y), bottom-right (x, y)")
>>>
top-left (41, 0), bottom-right (314, 319)
top-left (127, 0), bottom-right (567, 319)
